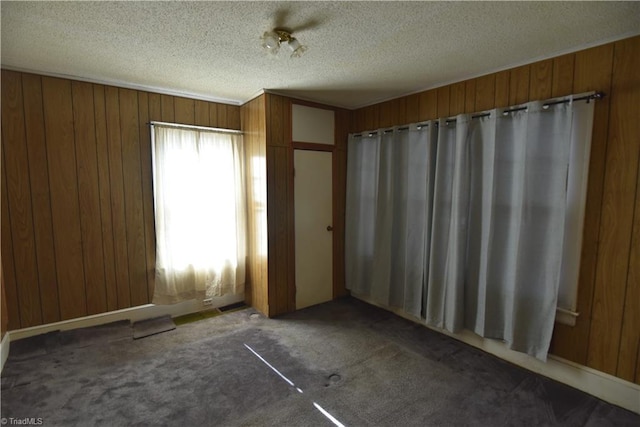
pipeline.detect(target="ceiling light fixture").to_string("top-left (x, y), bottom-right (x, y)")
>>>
top-left (261, 29), bottom-right (307, 58)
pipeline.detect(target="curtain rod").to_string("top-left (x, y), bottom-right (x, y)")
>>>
top-left (353, 92), bottom-right (604, 137)
top-left (149, 121), bottom-right (243, 135)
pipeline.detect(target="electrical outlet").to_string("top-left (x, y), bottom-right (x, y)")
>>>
top-left (202, 298), bottom-right (213, 306)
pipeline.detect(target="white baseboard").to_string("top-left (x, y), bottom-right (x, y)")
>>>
top-left (0, 332), bottom-right (10, 373)
top-left (6, 293), bottom-right (244, 342)
top-left (352, 293), bottom-right (640, 415)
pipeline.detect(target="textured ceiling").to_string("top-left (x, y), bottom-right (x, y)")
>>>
top-left (2, 1), bottom-right (639, 109)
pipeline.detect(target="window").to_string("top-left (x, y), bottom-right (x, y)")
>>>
top-left (151, 123), bottom-right (246, 304)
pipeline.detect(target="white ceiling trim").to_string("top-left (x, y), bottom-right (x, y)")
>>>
top-left (1, 65), bottom-right (244, 106)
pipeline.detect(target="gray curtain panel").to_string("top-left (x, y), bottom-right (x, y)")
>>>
top-left (345, 94), bottom-right (595, 360)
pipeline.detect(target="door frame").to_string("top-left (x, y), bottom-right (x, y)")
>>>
top-left (286, 99), bottom-right (349, 313)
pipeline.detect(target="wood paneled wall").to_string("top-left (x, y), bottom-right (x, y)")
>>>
top-left (350, 35), bottom-right (640, 384)
top-left (0, 70), bottom-right (241, 330)
top-left (240, 95), bottom-right (269, 316)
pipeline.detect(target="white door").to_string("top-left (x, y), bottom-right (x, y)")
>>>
top-left (294, 150), bottom-right (333, 310)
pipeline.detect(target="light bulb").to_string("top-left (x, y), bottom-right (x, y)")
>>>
top-left (288, 37), bottom-right (307, 58)
top-left (261, 31), bottom-right (280, 54)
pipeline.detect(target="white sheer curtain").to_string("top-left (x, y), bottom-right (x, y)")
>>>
top-left (151, 125), bottom-right (246, 304)
top-left (345, 94), bottom-right (595, 360)
top-left (346, 124), bottom-right (437, 317)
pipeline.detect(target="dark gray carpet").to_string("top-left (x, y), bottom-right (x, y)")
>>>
top-left (1, 298), bottom-right (638, 426)
top-left (132, 315), bottom-right (176, 339)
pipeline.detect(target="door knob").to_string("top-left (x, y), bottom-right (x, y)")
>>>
top-left (326, 225), bottom-right (333, 231)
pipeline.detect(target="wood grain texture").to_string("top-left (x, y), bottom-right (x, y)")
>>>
top-left (333, 109), bottom-right (350, 298)
top-left (272, 146), bottom-right (290, 315)
top-left (173, 97), bottom-right (195, 125)
top-left (194, 100), bottom-right (209, 126)
top-left (437, 86), bottom-right (450, 118)
top-left (509, 65), bottom-right (530, 105)
top-left (148, 93), bottom-right (162, 122)
top-left (240, 95), bottom-right (268, 315)
top-left (72, 81), bottom-right (107, 315)
top-left (475, 74), bottom-right (496, 111)
top-left (405, 94), bottom-right (420, 124)
top-left (119, 89), bottom-right (148, 307)
top-left (363, 105), bottom-right (380, 131)
top-left (379, 101), bottom-right (393, 128)
top-left (42, 77), bottom-right (86, 321)
top-left (552, 54), bottom-right (576, 97)
top-left (22, 73), bottom-right (60, 324)
top-left (2, 71), bottom-right (42, 327)
top-left (419, 90), bottom-right (438, 122)
top-left (217, 104), bottom-right (228, 129)
top-left (449, 82), bottom-right (466, 116)
top-left (588, 36), bottom-right (640, 376)
top-left (617, 150), bottom-right (640, 382)
top-left (160, 95), bottom-right (174, 122)
top-left (137, 92), bottom-right (156, 301)
top-left (549, 43), bottom-right (613, 365)
top-left (464, 79), bottom-right (476, 114)
top-left (227, 105), bottom-right (241, 130)
top-left (93, 85), bottom-right (118, 312)
top-left (105, 86), bottom-right (131, 309)
top-left (494, 70), bottom-right (510, 108)
top-left (209, 103), bottom-right (219, 128)
top-left (529, 59), bottom-right (553, 100)
top-left (1, 154), bottom-right (21, 329)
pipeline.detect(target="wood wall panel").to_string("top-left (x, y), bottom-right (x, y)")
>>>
top-left (529, 59), bottom-right (553, 100)
top-left (194, 100), bottom-right (209, 126)
top-left (160, 95), bottom-right (175, 122)
top-left (450, 82), bottom-right (466, 116)
top-left (618, 157), bottom-right (640, 382)
top-left (2, 71), bottom-right (42, 327)
top-left (588, 36), bottom-right (640, 376)
top-left (509, 65), bottom-right (530, 105)
top-left (93, 85), bottom-right (119, 312)
top-left (105, 86), bottom-right (131, 309)
top-left (42, 77), bottom-right (86, 321)
top-left (119, 89), bottom-right (148, 307)
top-left (437, 86), bottom-right (450, 118)
top-left (552, 54), bottom-right (576, 97)
top-left (137, 92), bottom-right (156, 301)
top-left (1, 156), bottom-right (21, 329)
top-left (1, 71), bottom-right (242, 329)
top-left (405, 94), bottom-right (420, 124)
top-left (550, 43), bottom-right (614, 365)
top-left (72, 81), bottom-right (107, 315)
top-left (464, 79), bottom-right (476, 113)
top-left (240, 95), bottom-right (268, 315)
top-left (494, 70), bottom-right (510, 107)
top-left (174, 97), bottom-right (195, 125)
top-left (475, 74), bottom-right (496, 111)
top-left (418, 90), bottom-right (438, 121)
top-left (349, 35), bottom-right (640, 384)
top-left (22, 74), bottom-right (60, 323)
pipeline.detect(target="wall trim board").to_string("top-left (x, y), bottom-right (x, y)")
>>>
top-left (352, 293), bottom-right (640, 415)
top-left (0, 332), bottom-right (9, 373)
top-left (6, 294), bottom-right (244, 342)
top-left (1, 66), bottom-right (242, 107)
